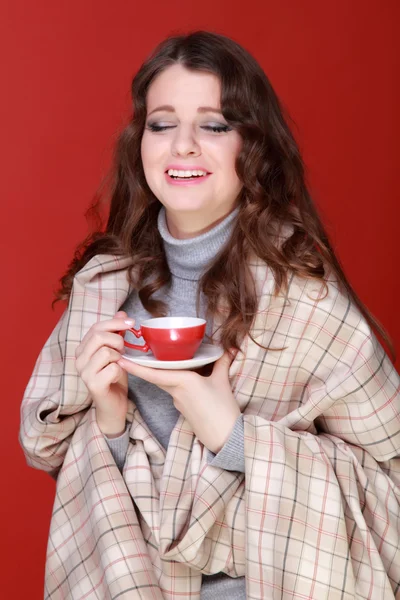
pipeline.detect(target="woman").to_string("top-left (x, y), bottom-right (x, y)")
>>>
top-left (19, 31), bottom-right (400, 599)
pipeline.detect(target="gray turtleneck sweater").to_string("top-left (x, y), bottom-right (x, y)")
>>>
top-left (105, 207), bottom-right (246, 599)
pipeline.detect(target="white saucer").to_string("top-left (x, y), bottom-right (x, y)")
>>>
top-left (122, 343), bottom-right (224, 370)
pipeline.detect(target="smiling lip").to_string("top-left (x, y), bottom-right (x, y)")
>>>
top-left (164, 172), bottom-right (211, 186)
top-left (165, 165), bottom-right (211, 173)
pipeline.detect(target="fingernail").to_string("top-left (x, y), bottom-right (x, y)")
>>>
top-left (124, 320), bottom-right (134, 325)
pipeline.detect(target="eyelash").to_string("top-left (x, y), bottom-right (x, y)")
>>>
top-left (146, 124), bottom-right (231, 134)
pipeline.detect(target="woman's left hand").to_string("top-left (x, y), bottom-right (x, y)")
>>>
top-left (117, 351), bottom-right (240, 453)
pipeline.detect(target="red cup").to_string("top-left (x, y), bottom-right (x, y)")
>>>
top-left (120, 316), bottom-right (206, 361)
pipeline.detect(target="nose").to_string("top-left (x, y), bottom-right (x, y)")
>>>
top-left (171, 125), bottom-right (201, 157)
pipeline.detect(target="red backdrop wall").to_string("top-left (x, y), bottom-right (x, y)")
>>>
top-left (2, 1), bottom-right (399, 597)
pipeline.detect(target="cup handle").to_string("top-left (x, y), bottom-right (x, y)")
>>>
top-left (118, 327), bottom-right (150, 353)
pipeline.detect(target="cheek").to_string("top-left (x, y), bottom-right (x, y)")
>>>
top-left (140, 134), bottom-right (153, 170)
top-left (211, 133), bottom-right (241, 163)
top-left (219, 137), bottom-right (242, 182)
top-left (140, 138), bottom-right (161, 193)
top-left (141, 134), bottom-right (165, 170)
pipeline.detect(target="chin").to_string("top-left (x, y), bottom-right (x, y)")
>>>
top-left (162, 198), bottom-right (211, 214)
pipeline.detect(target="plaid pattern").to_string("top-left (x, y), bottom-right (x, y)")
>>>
top-left (19, 254), bottom-right (400, 599)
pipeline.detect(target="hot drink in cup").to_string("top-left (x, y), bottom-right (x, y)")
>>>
top-left (120, 316), bottom-right (206, 361)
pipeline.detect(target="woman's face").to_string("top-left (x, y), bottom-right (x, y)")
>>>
top-left (141, 64), bottom-right (243, 234)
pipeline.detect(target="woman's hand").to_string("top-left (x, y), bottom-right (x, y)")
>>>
top-left (117, 351), bottom-right (240, 453)
top-left (75, 310), bottom-right (133, 437)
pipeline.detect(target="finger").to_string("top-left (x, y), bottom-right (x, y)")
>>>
top-left (76, 316), bottom-right (135, 358)
top-left (81, 330), bottom-right (126, 358)
top-left (91, 315), bottom-right (135, 335)
top-left (117, 359), bottom-right (187, 389)
top-left (75, 332), bottom-right (125, 371)
top-left (79, 347), bottom-right (122, 382)
top-left (89, 362), bottom-right (123, 396)
top-left (210, 351), bottom-right (235, 380)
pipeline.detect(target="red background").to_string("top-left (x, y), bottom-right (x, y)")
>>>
top-left (2, 1), bottom-right (399, 597)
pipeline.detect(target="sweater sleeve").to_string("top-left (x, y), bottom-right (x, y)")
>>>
top-left (206, 413), bottom-right (245, 473)
top-left (103, 422), bottom-right (130, 472)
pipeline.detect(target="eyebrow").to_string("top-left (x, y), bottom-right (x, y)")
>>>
top-left (147, 105), bottom-right (224, 117)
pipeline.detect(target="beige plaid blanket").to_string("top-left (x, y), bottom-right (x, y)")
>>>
top-left (20, 254), bottom-right (400, 599)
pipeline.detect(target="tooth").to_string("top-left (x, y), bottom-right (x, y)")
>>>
top-left (167, 169), bottom-right (209, 178)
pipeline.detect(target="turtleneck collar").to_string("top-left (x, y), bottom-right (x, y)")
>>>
top-left (157, 206), bottom-right (240, 281)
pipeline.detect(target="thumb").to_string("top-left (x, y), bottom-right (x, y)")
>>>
top-left (211, 350), bottom-right (236, 379)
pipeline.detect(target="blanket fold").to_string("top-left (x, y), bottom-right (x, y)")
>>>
top-left (19, 254), bottom-right (400, 599)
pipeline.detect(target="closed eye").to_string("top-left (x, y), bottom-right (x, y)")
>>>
top-left (146, 124), bottom-right (232, 134)
top-left (203, 125), bottom-right (231, 133)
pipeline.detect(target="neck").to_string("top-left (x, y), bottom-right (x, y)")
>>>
top-left (157, 204), bottom-right (240, 281)
top-left (164, 205), bottom-right (239, 240)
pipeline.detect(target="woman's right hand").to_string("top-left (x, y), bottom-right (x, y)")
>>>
top-left (75, 310), bottom-right (134, 437)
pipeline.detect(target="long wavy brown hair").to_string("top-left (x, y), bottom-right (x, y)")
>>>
top-left (53, 30), bottom-right (395, 359)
